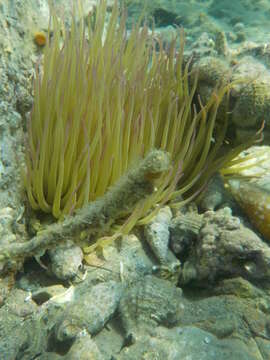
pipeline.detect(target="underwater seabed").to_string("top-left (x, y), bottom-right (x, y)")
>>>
top-left (1, 0), bottom-right (270, 359)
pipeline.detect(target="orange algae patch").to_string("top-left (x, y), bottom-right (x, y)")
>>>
top-left (228, 179), bottom-right (270, 240)
top-left (34, 31), bottom-right (47, 46)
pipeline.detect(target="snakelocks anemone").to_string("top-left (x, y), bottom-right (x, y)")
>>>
top-left (24, 0), bottom-right (260, 234)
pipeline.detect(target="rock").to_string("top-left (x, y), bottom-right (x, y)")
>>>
top-left (4, 288), bottom-right (37, 317)
top-left (151, 260), bottom-right (181, 285)
top-left (65, 332), bottom-right (104, 360)
top-left (213, 277), bottom-right (266, 300)
top-left (118, 326), bottom-right (259, 360)
top-left (35, 353), bottom-right (63, 360)
top-left (224, 147), bottom-right (270, 241)
top-left (255, 337), bottom-right (270, 360)
top-left (194, 56), bottom-right (230, 86)
top-left (0, 289), bottom-right (46, 360)
top-left (180, 207), bottom-right (270, 284)
top-left (0, 207), bottom-right (21, 271)
top-left (177, 289), bottom-right (270, 353)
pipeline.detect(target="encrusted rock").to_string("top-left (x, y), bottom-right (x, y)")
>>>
top-left (0, 289), bottom-right (46, 360)
top-left (118, 326), bottom-right (258, 360)
top-left (0, 208), bottom-right (18, 269)
top-left (65, 332), bottom-right (104, 360)
top-left (213, 277), bottom-right (266, 300)
top-left (3, 288), bottom-right (37, 317)
top-left (180, 207), bottom-right (270, 284)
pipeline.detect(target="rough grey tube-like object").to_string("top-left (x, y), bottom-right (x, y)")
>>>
top-left (0, 149), bottom-right (171, 272)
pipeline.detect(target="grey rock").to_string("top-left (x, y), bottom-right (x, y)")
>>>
top-left (181, 207), bottom-right (270, 284)
top-left (3, 288), bottom-right (37, 317)
top-left (0, 208), bottom-right (17, 271)
top-left (118, 326), bottom-right (259, 360)
top-left (0, 289), bottom-right (47, 360)
top-left (213, 277), bottom-right (267, 300)
top-left (255, 337), bottom-right (270, 360)
top-left (178, 290), bottom-right (270, 342)
top-left (187, 32), bottom-right (217, 61)
top-left (215, 30), bottom-right (228, 56)
top-left (65, 332), bottom-right (104, 360)
top-left (35, 353), bottom-right (63, 360)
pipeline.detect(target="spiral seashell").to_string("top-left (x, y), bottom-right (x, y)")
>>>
top-left (228, 179), bottom-right (270, 240)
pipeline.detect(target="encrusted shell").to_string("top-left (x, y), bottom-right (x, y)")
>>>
top-left (228, 179), bottom-right (270, 241)
top-left (54, 281), bottom-right (122, 340)
top-left (144, 206), bottom-right (172, 263)
top-left (170, 212), bottom-right (203, 255)
top-left (119, 275), bottom-right (183, 338)
top-left (233, 78), bottom-right (270, 128)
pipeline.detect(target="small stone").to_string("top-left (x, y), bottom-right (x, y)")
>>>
top-left (65, 332), bottom-right (104, 360)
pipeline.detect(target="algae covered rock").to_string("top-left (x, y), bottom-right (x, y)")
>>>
top-left (180, 207), bottom-right (270, 285)
top-left (64, 333), bottom-right (104, 360)
top-left (117, 326), bottom-right (258, 360)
